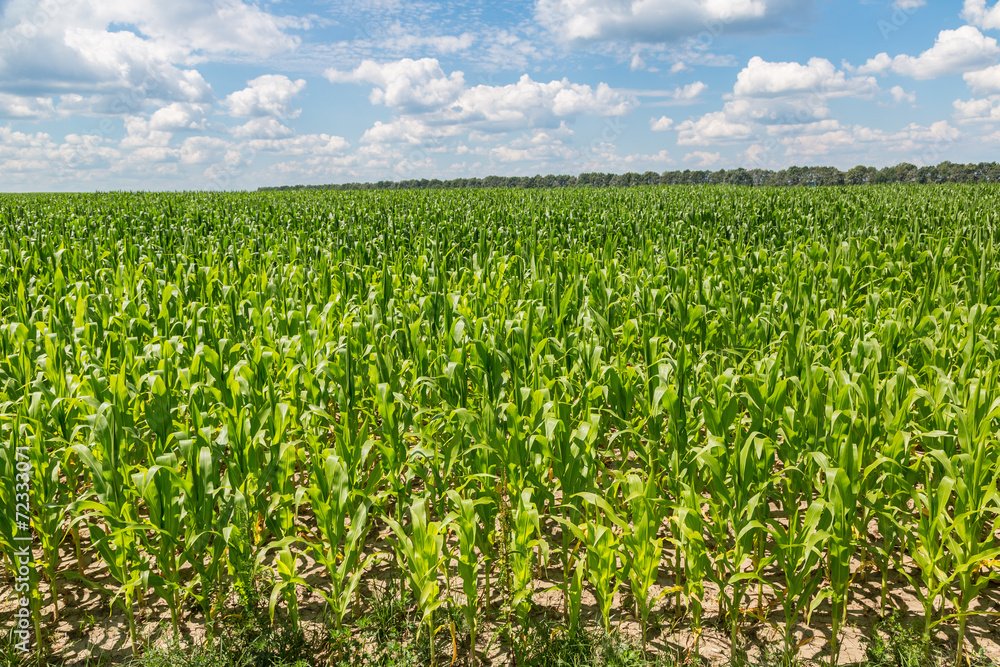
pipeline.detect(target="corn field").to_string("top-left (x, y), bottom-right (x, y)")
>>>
top-left (1, 186), bottom-right (999, 665)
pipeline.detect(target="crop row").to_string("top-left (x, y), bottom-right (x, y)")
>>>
top-left (0, 186), bottom-right (998, 665)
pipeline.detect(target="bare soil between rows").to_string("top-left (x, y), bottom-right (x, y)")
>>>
top-left (3, 521), bottom-right (999, 667)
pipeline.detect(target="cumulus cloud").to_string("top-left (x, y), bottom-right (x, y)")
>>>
top-left (225, 75), bottom-right (306, 118)
top-left (0, 0), bottom-right (303, 113)
top-left (330, 58), bottom-right (633, 144)
top-left (61, 135), bottom-right (122, 168)
top-left (178, 136), bottom-right (230, 164)
top-left (890, 86), bottom-right (916, 104)
top-left (149, 103), bottom-right (210, 131)
top-left (674, 55), bottom-right (878, 143)
top-left (248, 134), bottom-right (351, 156)
top-left (735, 56), bottom-right (878, 97)
top-left (728, 57), bottom-right (876, 126)
top-left (0, 94), bottom-right (55, 119)
top-left (326, 59), bottom-right (466, 111)
top-left (675, 54), bottom-right (887, 150)
top-left (953, 95), bottom-right (1000, 122)
top-left (677, 112), bottom-right (753, 145)
top-left (964, 63), bottom-right (1000, 93)
top-left (57, 27), bottom-right (215, 103)
top-left (535, 0), bottom-right (811, 45)
top-left (121, 116), bottom-right (173, 149)
top-left (684, 151), bottom-right (722, 167)
top-left (650, 116), bottom-right (674, 131)
top-left (361, 117), bottom-right (461, 145)
top-left (673, 81), bottom-right (708, 101)
top-left (779, 121), bottom-right (959, 161)
top-left (963, 0), bottom-right (1000, 30)
top-left (229, 117), bottom-right (296, 139)
top-left (856, 26), bottom-right (1000, 79)
top-left (454, 75), bottom-right (633, 123)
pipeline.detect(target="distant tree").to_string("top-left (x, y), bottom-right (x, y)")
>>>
top-left (257, 160), bottom-right (1000, 192)
top-left (845, 165), bottom-right (874, 185)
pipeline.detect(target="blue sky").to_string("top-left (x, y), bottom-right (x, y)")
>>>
top-left (1, 0), bottom-right (999, 190)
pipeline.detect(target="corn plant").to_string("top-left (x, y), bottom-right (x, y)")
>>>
top-left (384, 495), bottom-right (452, 667)
top-left (618, 474), bottom-right (668, 653)
top-left (307, 450), bottom-right (379, 630)
top-left (446, 489), bottom-right (488, 664)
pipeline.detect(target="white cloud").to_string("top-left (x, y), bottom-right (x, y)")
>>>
top-left (0, 127), bottom-right (54, 150)
top-left (723, 97), bottom-right (833, 124)
top-left (689, 56), bottom-right (880, 132)
top-left (677, 111), bottom-right (752, 145)
top-left (361, 117), bottom-right (463, 145)
top-left (58, 27), bottom-right (215, 103)
top-left (685, 151), bottom-right (722, 167)
top-left (225, 75), bottom-right (306, 118)
top-left (856, 26), bottom-right (1000, 79)
top-left (455, 75), bottom-right (633, 123)
top-left (321, 19), bottom-right (479, 64)
top-left (650, 116), bottom-right (674, 131)
top-left (628, 82), bottom-right (707, 106)
top-left (381, 32), bottom-right (475, 55)
top-left (121, 116), bottom-right (173, 149)
top-left (963, 0), bottom-right (1000, 30)
top-left (128, 146), bottom-right (179, 164)
top-left (964, 63), bottom-right (1000, 93)
top-left (332, 58), bottom-right (634, 144)
top-left (3, 0), bottom-right (301, 62)
top-left (0, 1), bottom-right (303, 115)
top-left (477, 30), bottom-right (543, 72)
top-left (668, 52), bottom-right (960, 165)
top-left (673, 81), bottom-right (708, 101)
top-left (0, 128), bottom-right (126, 179)
top-left (178, 136), bottom-right (230, 164)
top-left (0, 93), bottom-right (55, 119)
top-left (890, 86), bottom-right (916, 104)
top-left (744, 143), bottom-right (770, 165)
top-left (778, 120), bottom-right (959, 161)
top-left (734, 56), bottom-right (877, 97)
top-left (248, 134), bottom-right (351, 156)
top-left (954, 95), bottom-right (1000, 122)
top-left (58, 134), bottom-right (121, 170)
top-left (535, 0), bottom-right (809, 44)
top-left (490, 143), bottom-right (573, 163)
top-left (893, 0), bottom-right (926, 9)
top-left (326, 58), bottom-right (466, 111)
top-left (230, 117), bottom-right (295, 139)
top-left (149, 103), bottom-right (210, 131)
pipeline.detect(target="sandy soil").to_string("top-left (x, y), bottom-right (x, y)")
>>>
top-left (2, 518), bottom-right (998, 667)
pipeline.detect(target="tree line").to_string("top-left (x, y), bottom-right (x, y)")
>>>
top-left (259, 162), bottom-right (1000, 192)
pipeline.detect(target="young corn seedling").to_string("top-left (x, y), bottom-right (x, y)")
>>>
top-left (940, 374), bottom-right (1000, 666)
top-left (619, 474), bottom-right (668, 654)
top-left (384, 494), bottom-right (452, 667)
top-left (899, 440), bottom-right (957, 649)
top-left (766, 494), bottom-right (831, 665)
top-left (307, 451), bottom-right (380, 630)
top-left (674, 482), bottom-right (710, 654)
top-left (446, 489), bottom-right (489, 665)
top-left (131, 455), bottom-right (186, 636)
top-left (509, 487), bottom-right (542, 630)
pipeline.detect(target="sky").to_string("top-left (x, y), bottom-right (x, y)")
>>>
top-left (1, 0), bottom-right (1000, 190)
